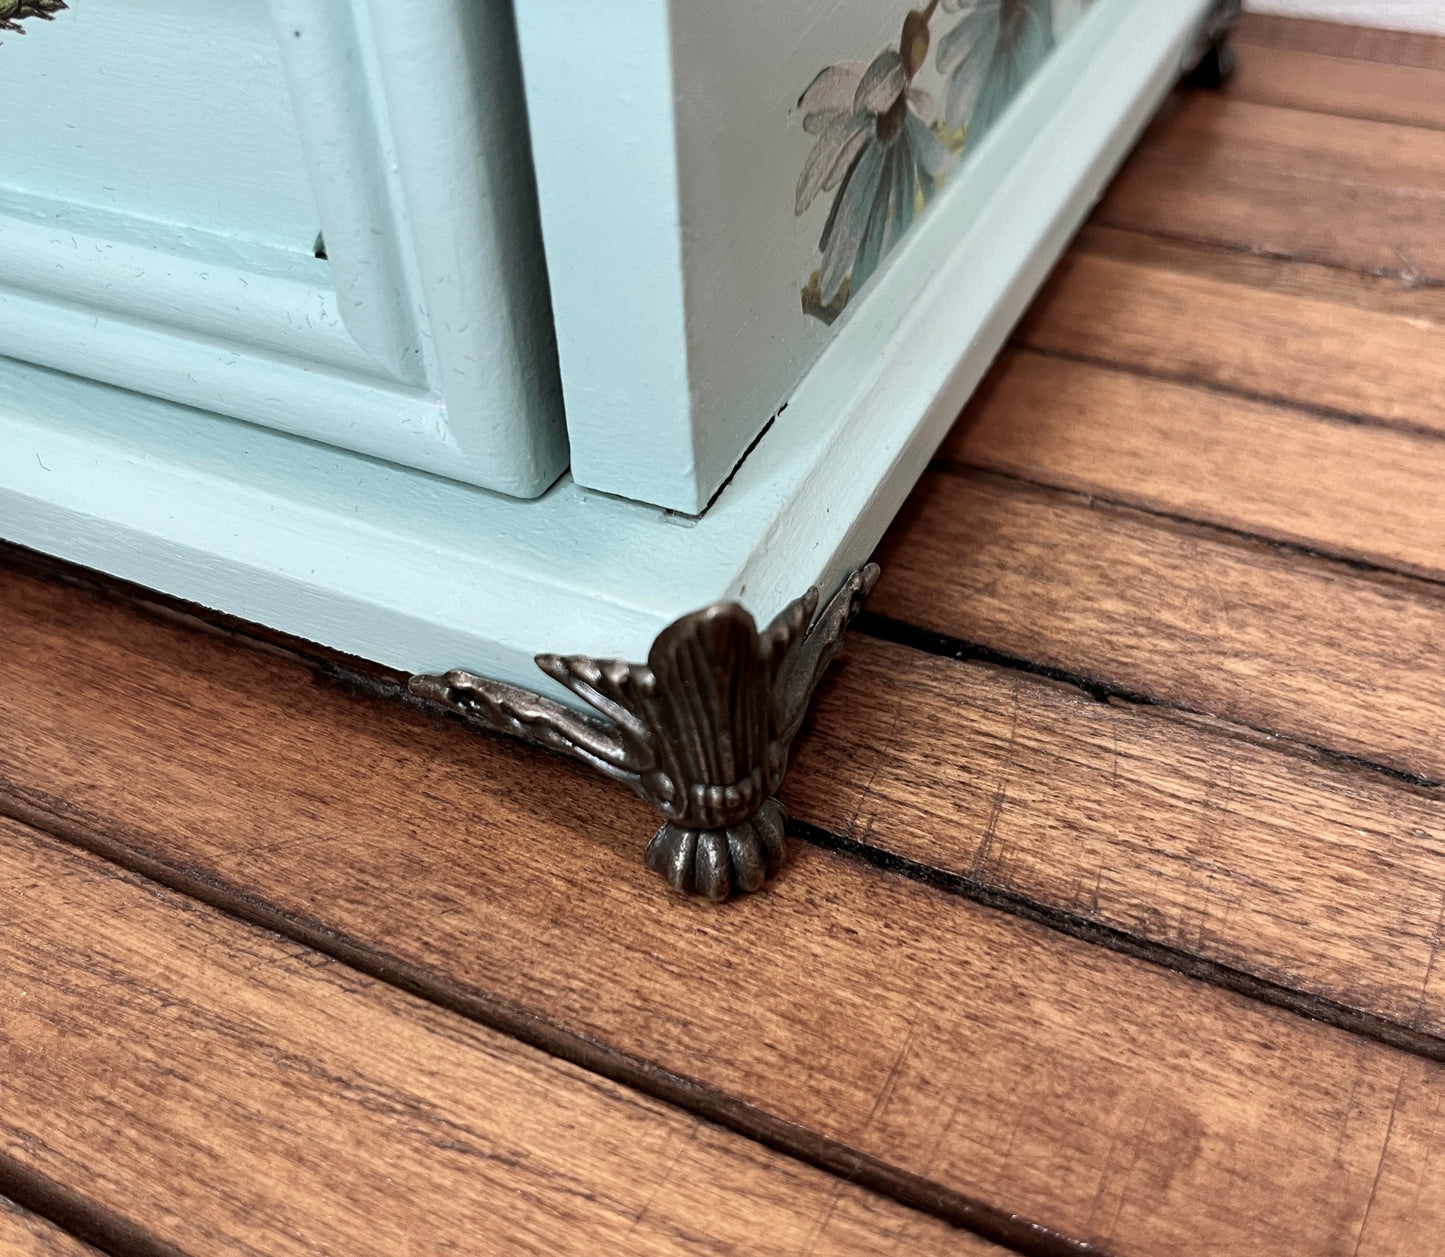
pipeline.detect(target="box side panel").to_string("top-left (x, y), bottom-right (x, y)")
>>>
top-left (515, 0), bottom-right (699, 510)
top-left (531, 0), bottom-right (1120, 512)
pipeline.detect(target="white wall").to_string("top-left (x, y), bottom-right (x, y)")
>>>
top-left (1244, 1), bottom-right (1445, 34)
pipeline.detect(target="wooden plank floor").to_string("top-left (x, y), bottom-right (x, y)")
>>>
top-left (3, 15), bottom-right (1444, 1256)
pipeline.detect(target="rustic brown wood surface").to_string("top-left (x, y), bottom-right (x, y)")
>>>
top-left (1236, 13), bottom-right (1445, 72)
top-left (945, 347), bottom-right (1445, 580)
top-left (0, 812), bottom-right (990, 1257)
top-left (1017, 228), bottom-right (1445, 435)
top-left (1, 543), bottom-right (1443, 1255)
top-left (870, 472), bottom-right (1445, 784)
top-left (1096, 91), bottom-right (1445, 281)
top-left (789, 635), bottom-right (1445, 1040)
top-left (5, 18), bottom-right (1445, 1257)
top-left (0, 1198), bottom-right (101, 1257)
top-left (1227, 40), bottom-right (1445, 129)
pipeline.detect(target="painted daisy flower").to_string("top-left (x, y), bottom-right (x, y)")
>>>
top-left (936, 0), bottom-right (1054, 140)
top-left (796, 2), bottom-right (954, 313)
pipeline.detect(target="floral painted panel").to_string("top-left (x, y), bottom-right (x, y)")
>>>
top-left (796, 0), bottom-right (1092, 322)
top-left (516, 0), bottom-right (1122, 508)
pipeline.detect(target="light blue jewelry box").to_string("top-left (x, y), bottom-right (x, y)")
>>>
top-left (0, 0), bottom-right (1220, 704)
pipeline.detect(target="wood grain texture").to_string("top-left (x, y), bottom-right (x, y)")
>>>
top-left (944, 348), bottom-right (1445, 581)
top-left (871, 472), bottom-right (1445, 784)
top-left (1017, 227), bottom-right (1445, 435)
top-left (1228, 41), bottom-right (1445, 129)
top-left (1095, 92), bottom-right (1445, 280)
top-left (788, 634), bottom-right (1445, 1038)
top-left (0, 1199), bottom-right (99, 1257)
top-left (1242, 4), bottom-right (1445, 40)
top-left (0, 812), bottom-right (983, 1257)
top-left (2, 561), bottom-right (1445, 1256)
top-left (1236, 13), bottom-right (1445, 68)
top-left (9, 20), bottom-right (1445, 1255)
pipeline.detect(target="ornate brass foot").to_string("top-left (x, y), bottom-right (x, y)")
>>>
top-left (645, 798), bottom-right (789, 901)
top-left (409, 564), bottom-right (879, 901)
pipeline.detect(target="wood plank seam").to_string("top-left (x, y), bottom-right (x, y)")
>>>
top-left (787, 813), bottom-right (1445, 1065)
top-left (1225, 59), bottom-right (1445, 134)
top-left (1093, 86), bottom-right (1445, 284)
top-left (1003, 339), bottom-right (1445, 452)
top-left (0, 781), bottom-right (1098, 1257)
top-left (12, 608), bottom-right (1445, 1222)
top-left (0, 1162), bottom-right (184, 1257)
top-left (1015, 227), bottom-right (1445, 443)
top-left (1201, 88), bottom-right (1445, 139)
top-left (928, 456), bottom-right (1445, 596)
top-left (1234, 14), bottom-right (1445, 75)
top-left (11, 542), bottom-right (1445, 1058)
top-left (951, 344), bottom-right (1445, 585)
top-left (1091, 216), bottom-right (1445, 293)
top-left (0, 810), bottom-right (1014, 1257)
top-left (870, 465), bottom-right (1445, 780)
top-left (1219, 30), bottom-right (1445, 132)
top-left (854, 610), bottom-right (1443, 791)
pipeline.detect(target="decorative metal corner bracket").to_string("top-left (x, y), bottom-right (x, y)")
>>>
top-left (409, 563), bottom-right (880, 902)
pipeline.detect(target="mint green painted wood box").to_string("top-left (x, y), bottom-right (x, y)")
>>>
top-left (0, 0), bottom-right (1220, 700)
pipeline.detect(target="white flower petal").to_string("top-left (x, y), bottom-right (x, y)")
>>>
top-left (906, 86), bottom-right (938, 126)
top-left (822, 119), bottom-right (873, 194)
top-left (799, 61), bottom-right (866, 113)
top-left (819, 141), bottom-right (886, 303)
top-left (795, 112), bottom-right (872, 215)
top-left (854, 48), bottom-right (905, 115)
top-left (803, 106), bottom-right (848, 136)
